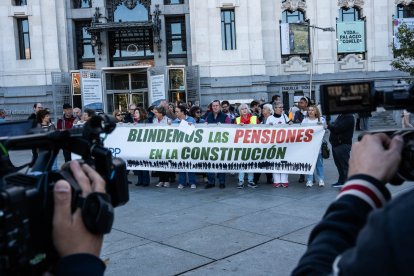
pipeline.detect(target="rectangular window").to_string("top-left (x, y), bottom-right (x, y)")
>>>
top-left (221, 9), bottom-right (236, 50)
top-left (73, 0), bottom-right (92, 9)
top-left (166, 17), bottom-right (187, 56)
top-left (17, 18), bottom-right (31, 60)
top-left (164, 0), bottom-right (184, 5)
top-left (75, 21), bottom-right (95, 69)
top-left (110, 29), bottom-right (154, 59)
top-left (15, 0), bottom-right (27, 5)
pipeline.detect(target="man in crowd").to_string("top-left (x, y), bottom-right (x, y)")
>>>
top-left (327, 113), bottom-right (355, 188)
top-left (123, 103), bottom-right (136, 123)
top-left (27, 103), bottom-right (43, 162)
top-left (57, 103), bottom-right (76, 162)
top-left (28, 102), bottom-right (43, 127)
top-left (221, 100), bottom-right (236, 123)
top-left (270, 94), bottom-right (281, 106)
top-left (250, 100), bottom-right (260, 116)
top-left (293, 97), bottom-right (311, 182)
top-left (205, 100), bottom-right (231, 189)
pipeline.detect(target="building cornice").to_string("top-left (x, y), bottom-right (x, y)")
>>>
top-left (281, 0), bottom-right (306, 12)
top-left (395, 0), bottom-right (414, 6)
top-left (338, 0), bottom-right (364, 9)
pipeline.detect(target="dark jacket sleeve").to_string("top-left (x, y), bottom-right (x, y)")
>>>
top-left (56, 253), bottom-right (106, 276)
top-left (327, 115), bottom-right (354, 134)
top-left (292, 175), bottom-right (390, 276)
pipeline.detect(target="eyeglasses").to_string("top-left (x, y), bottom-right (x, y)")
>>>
top-left (195, 111), bottom-right (201, 114)
top-left (275, 107), bottom-right (283, 109)
top-left (116, 114), bottom-right (122, 116)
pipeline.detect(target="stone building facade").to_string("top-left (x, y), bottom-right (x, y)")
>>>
top-left (0, 0), bottom-right (413, 119)
top-left (189, 0), bottom-right (412, 107)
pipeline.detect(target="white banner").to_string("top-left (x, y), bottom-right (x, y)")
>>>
top-left (81, 78), bottom-right (103, 110)
top-left (104, 125), bottom-right (325, 174)
top-left (150, 75), bottom-right (166, 105)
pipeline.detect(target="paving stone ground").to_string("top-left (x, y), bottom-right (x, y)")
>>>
top-left (7, 130), bottom-right (413, 276)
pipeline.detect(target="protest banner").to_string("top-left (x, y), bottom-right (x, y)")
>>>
top-left (104, 124), bottom-right (325, 174)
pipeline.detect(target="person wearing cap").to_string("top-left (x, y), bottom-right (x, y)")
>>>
top-left (57, 103), bottom-right (76, 162)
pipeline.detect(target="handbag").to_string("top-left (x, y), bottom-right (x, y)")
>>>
top-left (321, 140), bottom-right (330, 159)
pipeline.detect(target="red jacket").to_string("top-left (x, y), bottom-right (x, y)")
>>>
top-left (57, 116), bottom-right (75, 130)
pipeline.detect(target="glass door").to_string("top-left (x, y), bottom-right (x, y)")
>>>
top-left (114, 93), bottom-right (129, 114)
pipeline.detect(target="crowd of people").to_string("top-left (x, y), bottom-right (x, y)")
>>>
top-left (1, 99), bottom-right (413, 275)
top-left (7, 94), bottom-right (405, 191)
top-left (20, 96), bottom-right (337, 191)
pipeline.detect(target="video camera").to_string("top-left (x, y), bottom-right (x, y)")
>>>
top-left (320, 81), bottom-right (414, 183)
top-left (0, 115), bottom-right (129, 275)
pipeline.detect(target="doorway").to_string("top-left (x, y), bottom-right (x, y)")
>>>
top-left (104, 68), bottom-right (149, 115)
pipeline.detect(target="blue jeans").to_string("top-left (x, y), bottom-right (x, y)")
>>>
top-left (238, 172), bottom-right (253, 183)
top-left (307, 150), bottom-right (324, 182)
top-left (135, 170), bottom-right (150, 185)
top-left (178, 172), bottom-right (196, 185)
top-left (207, 173), bottom-right (225, 185)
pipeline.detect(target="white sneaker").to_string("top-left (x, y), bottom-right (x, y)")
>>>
top-left (178, 184), bottom-right (184, 189)
top-left (190, 184), bottom-right (196, 189)
top-left (156, 182), bottom-right (164, 187)
top-left (306, 181), bottom-right (313, 187)
top-left (163, 182), bottom-right (170, 188)
top-left (319, 180), bottom-right (325, 187)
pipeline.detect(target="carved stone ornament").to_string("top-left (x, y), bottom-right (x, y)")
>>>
top-left (281, 0), bottom-right (307, 12)
top-left (338, 0), bottom-right (364, 9)
top-left (283, 56), bottom-right (309, 73)
top-left (395, 0), bottom-right (414, 6)
top-left (338, 54), bottom-right (366, 71)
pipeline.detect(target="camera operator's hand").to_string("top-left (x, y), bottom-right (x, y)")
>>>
top-left (348, 133), bottom-right (404, 183)
top-left (53, 161), bottom-right (105, 257)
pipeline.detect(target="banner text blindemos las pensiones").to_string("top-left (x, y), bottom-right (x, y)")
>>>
top-left (104, 124), bottom-right (325, 174)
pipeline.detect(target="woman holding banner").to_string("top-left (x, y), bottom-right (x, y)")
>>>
top-left (133, 107), bottom-right (151, 187)
top-left (235, 103), bottom-right (259, 189)
top-left (174, 104), bottom-right (197, 189)
top-left (253, 104), bottom-right (277, 186)
top-left (301, 105), bottom-right (326, 187)
top-left (153, 106), bottom-right (174, 187)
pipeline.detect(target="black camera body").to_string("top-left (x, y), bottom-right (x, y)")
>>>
top-left (0, 115), bottom-right (129, 275)
top-left (320, 81), bottom-right (414, 182)
top-left (320, 81), bottom-right (414, 115)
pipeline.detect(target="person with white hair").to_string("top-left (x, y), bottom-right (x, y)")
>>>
top-left (253, 104), bottom-right (277, 185)
top-left (235, 103), bottom-right (259, 188)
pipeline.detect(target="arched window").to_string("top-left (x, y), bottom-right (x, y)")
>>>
top-left (337, 7), bottom-right (365, 60)
top-left (397, 4), bottom-right (414, 18)
top-left (280, 9), bottom-right (309, 62)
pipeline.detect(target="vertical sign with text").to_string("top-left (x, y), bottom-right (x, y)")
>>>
top-left (337, 21), bottom-right (365, 53)
top-left (150, 74), bottom-right (166, 105)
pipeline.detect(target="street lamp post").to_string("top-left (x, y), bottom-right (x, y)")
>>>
top-left (301, 23), bottom-right (335, 101)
